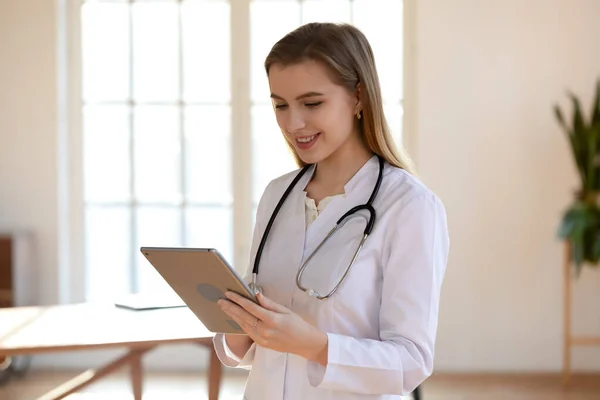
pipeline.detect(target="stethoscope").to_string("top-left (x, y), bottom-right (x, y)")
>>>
top-left (249, 155), bottom-right (384, 300)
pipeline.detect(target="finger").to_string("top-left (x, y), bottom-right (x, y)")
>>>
top-left (219, 299), bottom-right (257, 327)
top-left (222, 304), bottom-right (264, 341)
top-left (225, 291), bottom-right (274, 321)
top-left (256, 292), bottom-right (289, 314)
top-left (227, 312), bottom-right (259, 337)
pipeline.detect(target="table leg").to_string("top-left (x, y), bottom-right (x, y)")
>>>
top-left (208, 346), bottom-right (223, 400)
top-left (35, 347), bottom-right (153, 400)
top-left (131, 351), bottom-right (143, 400)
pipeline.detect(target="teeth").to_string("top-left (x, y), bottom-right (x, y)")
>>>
top-left (298, 135), bottom-right (316, 143)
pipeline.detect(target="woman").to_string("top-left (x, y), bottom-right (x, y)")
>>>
top-left (213, 22), bottom-right (449, 400)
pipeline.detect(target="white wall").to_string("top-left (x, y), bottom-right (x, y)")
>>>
top-left (411, 0), bottom-right (600, 371)
top-left (1, 0), bottom-right (599, 373)
top-left (0, 0), bottom-right (60, 305)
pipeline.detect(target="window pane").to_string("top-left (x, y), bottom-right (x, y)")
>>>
top-left (384, 103), bottom-right (403, 147)
top-left (85, 206), bottom-right (131, 301)
top-left (352, 0), bottom-right (403, 103)
top-left (185, 105), bottom-right (232, 204)
top-left (83, 105), bottom-right (131, 203)
top-left (132, 2), bottom-right (179, 102)
top-left (81, 2), bottom-right (130, 102)
top-left (302, 0), bottom-right (352, 24)
top-left (136, 206), bottom-right (182, 295)
top-left (251, 104), bottom-right (297, 203)
top-left (250, 0), bottom-right (301, 104)
top-left (133, 105), bottom-right (181, 204)
top-left (182, 0), bottom-right (230, 103)
top-left (186, 206), bottom-right (233, 267)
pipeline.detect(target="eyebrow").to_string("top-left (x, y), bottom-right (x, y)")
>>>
top-left (270, 91), bottom-right (325, 100)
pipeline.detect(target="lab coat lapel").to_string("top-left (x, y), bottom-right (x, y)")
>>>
top-left (302, 155), bottom-right (378, 257)
top-left (259, 167), bottom-right (313, 308)
top-left (290, 180), bottom-right (309, 273)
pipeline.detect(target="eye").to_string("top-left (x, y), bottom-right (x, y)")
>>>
top-left (274, 103), bottom-right (288, 110)
top-left (305, 102), bottom-right (322, 108)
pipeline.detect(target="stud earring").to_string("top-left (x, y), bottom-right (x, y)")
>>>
top-left (357, 111), bottom-right (362, 120)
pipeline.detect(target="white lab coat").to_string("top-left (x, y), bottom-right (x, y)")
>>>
top-left (213, 155), bottom-right (450, 400)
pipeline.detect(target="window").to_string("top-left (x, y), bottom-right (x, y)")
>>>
top-left (78, 0), bottom-right (404, 302)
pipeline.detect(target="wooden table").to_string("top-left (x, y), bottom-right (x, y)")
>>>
top-left (0, 302), bottom-right (223, 400)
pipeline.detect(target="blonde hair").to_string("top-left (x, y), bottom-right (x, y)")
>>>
top-left (264, 22), bottom-right (416, 174)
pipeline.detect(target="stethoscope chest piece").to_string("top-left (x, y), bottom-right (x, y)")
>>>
top-left (249, 273), bottom-right (263, 296)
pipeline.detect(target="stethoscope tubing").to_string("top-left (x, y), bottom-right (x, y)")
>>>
top-left (250, 155), bottom-right (385, 298)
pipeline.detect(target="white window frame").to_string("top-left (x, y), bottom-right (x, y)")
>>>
top-left (58, 0), bottom-right (416, 304)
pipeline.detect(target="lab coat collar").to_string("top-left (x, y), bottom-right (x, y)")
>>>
top-left (300, 154), bottom-right (379, 195)
top-left (343, 154), bottom-right (379, 194)
top-left (298, 154), bottom-right (380, 255)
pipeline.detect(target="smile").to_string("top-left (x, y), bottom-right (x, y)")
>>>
top-left (296, 133), bottom-right (320, 144)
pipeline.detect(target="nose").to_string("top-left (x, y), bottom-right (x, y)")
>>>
top-left (283, 107), bottom-right (307, 133)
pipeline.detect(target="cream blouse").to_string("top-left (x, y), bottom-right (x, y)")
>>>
top-left (304, 194), bottom-right (343, 229)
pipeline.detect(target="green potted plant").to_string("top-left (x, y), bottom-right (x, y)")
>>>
top-left (556, 79), bottom-right (600, 275)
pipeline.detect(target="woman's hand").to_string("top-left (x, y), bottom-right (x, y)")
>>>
top-left (218, 291), bottom-right (328, 365)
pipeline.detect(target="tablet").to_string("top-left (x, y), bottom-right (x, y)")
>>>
top-left (140, 247), bottom-right (258, 334)
top-left (114, 292), bottom-right (187, 311)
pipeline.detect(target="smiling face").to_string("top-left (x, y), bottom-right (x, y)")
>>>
top-left (267, 59), bottom-right (363, 165)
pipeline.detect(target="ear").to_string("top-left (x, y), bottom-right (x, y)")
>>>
top-left (354, 82), bottom-right (363, 115)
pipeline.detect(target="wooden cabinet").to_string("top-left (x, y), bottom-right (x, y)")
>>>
top-left (0, 232), bottom-right (34, 308)
top-left (0, 236), bottom-right (12, 308)
top-left (0, 232), bottom-right (34, 380)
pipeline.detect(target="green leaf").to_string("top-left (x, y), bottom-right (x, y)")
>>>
top-left (558, 215), bottom-right (575, 238)
top-left (554, 105), bottom-right (568, 132)
top-left (572, 236), bottom-right (585, 267)
top-left (591, 230), bottom-right (600, 262)
top-left (556, 102), bottom-right (587, 189)
top-left (586, 125), bottom-right (598, 192)
top-left (569, 92), bottom-right (587, 133)
top-left (591, 79), bottom-right (600, 126)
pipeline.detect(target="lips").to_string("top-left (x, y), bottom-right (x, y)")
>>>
top-left (295, 133), bottom-right (321, 150)
top-left (297, 134), bottom-right (318, 143)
